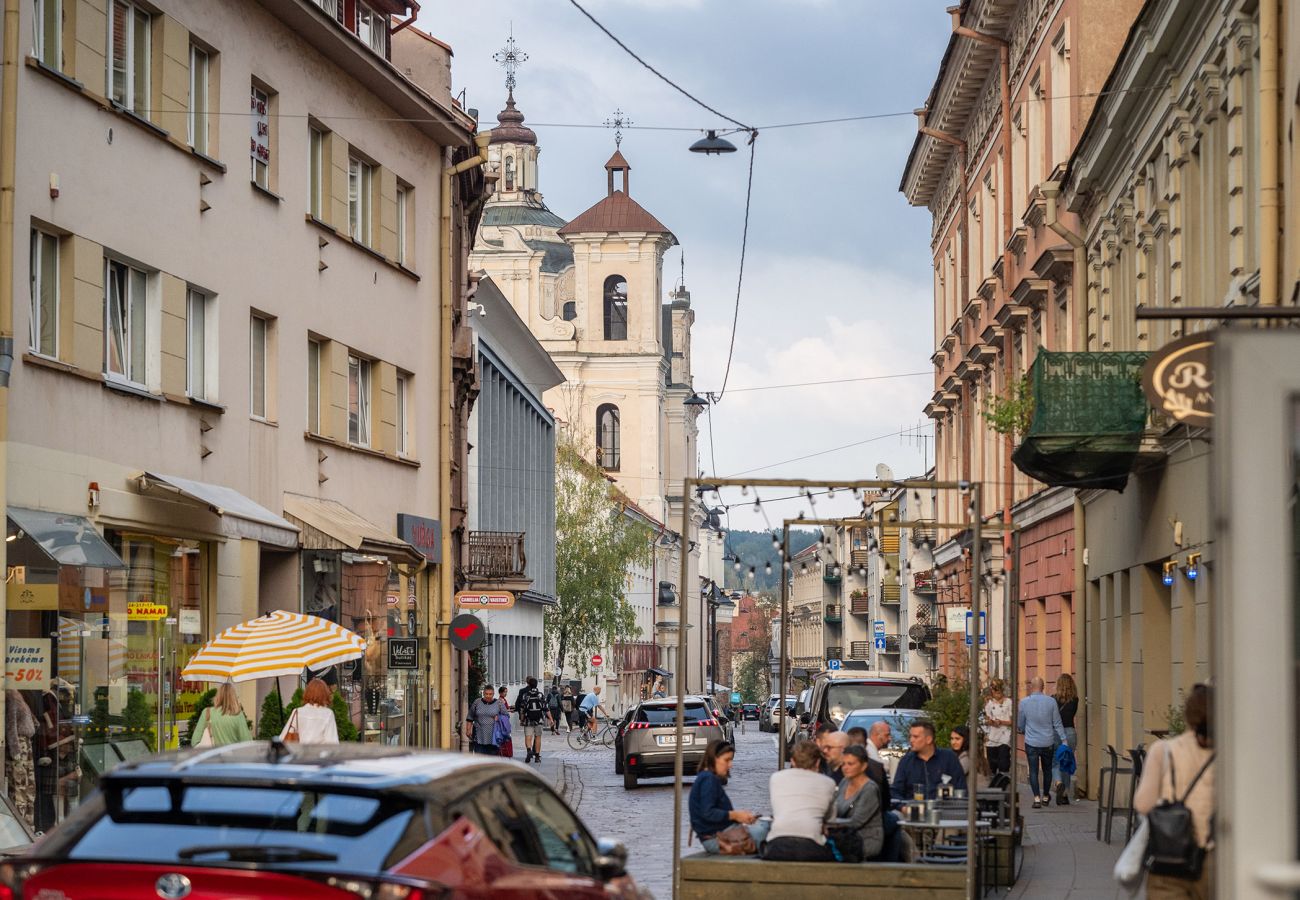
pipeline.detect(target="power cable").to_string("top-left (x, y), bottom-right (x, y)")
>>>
top-left (714, 136), bottom-right (757, 402)
top-left (705, 371), bottom-right (933, 395)
top-left (726, 426), bottom-right (924, 478)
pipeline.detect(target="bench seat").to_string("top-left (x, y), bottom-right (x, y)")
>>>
top-left (680, 852), bottom-right (966, 899)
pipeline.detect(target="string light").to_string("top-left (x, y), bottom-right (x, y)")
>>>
top-left (764, 562), bottom-right (773, 576)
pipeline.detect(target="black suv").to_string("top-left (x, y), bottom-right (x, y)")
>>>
top-left (799, 671), bottom-right (931, 739)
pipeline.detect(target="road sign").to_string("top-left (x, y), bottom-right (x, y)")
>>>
top-left (874, 637), bottom-right (887, 651)
top-left (448, 613), bottom-right (486, 651)
top-left (827, 658), bottom-right (842, 671)
top-left (964, 610), bottom-right (987, 646)
top-left (591, 653), bottom-right (603, 667)
top-left (873, 620), bottom-right (886, 636)
top-left (455, 590), bottom-right (516, 610)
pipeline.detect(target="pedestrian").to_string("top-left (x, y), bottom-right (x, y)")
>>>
top-left (190, 683), bottom-right (251, 747)
top-left (560, 686), bottom-right (576, 732)
top-left (689, 739), bottom-right (768, 854)
top-left (983, 678), bottom-right (1013, 781)
top-left (281, 678), bottom-right (339, 744)
top-left (951, 725), bottom-right (992, 790)
top-left (866, 721), bottom-right (892, 764)
top-left (464, 685), bottom-right (505, 755)
top-left (515, 676), bottom-right (547, 764)
top-left (826, 745), bottom-right (884, 862)
top-left (579, 685), bottom-right (606, 735)
top-left (1133, 683), bottom-right (1214, 900)
top-left (547, 684), bottom-right (562, 734)
top-left (763, 739), bottom-right (836, 861)
top-left (497, 685), bottom-right (510, 712)
top-left (1018, 676), bottom-right (1067, 809)
top-left (817, 729), bottom-right (849, 784)
top-left (1052, 672), bottom-right (1080, 805)
top-left (890, 720), bottom-right (966, 802)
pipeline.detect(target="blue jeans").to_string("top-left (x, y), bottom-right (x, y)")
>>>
top-left (1026, 744), bottom-right (1054, 798)
top-left (701, 819), bottom-right (770, 854)
top-left (1051, 727), bottom-right (1077, 793)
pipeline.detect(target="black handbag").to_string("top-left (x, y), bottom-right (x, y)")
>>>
top-left (1146, 748), bottom-right (1214, 880)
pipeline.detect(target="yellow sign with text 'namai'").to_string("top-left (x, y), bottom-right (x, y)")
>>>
top-left (127, 601), bottom-right (169, 620)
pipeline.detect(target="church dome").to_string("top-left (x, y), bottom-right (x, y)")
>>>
top-left (488, 94), bottom-right (537, 146)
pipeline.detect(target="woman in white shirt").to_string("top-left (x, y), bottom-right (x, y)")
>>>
top-left (281, 678), bottom-right (340, 744)
top-left (983, 678), bottom-right (1013, 781)
top-left (763, 739), bottom-right (837, 861)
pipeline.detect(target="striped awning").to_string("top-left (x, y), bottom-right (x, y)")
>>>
top-left (180, 610), bottom-right (367, 683)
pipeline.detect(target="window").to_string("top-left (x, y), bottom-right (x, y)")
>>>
top-left (104, 258), bottom-right (147, 385)
top-left (395, 186), bottom-right (408, 265)
top-left (312, 0), bottom-right (337, 15)
top-left (108, 0), bottom-right (151, 117)
top-left (348, 354), bottom-right (371, 445)
top-left (349, 157), bottom-right (374, 246)
top-left (602, 275), bottom-right (628, 341)
top-left (355, 4), bottom-right (385, 55)
top-left (511, 779), bottom-right (595, 876)
top-left (29, 229), bottom-right (58, 357)
top-left (504, 156), bottom-right (515, 192)
top-left (186, 288), bottom-right (212, 400)
top-left (562, 301), bottom-right (576, 321)
top-left (188, 45), bottom-right (209, 154)
top-left (396, 373), bottom-right (409, 455)
top-left (250, 314), bottom-right (269, 418)
top-left (307, 338), bottom-right (321, 434)
top-left (251, 85), bottom-right (271, 189)
top-left (309, 127), bottom-right (325, 219)
top-left (33, 0), bottom-right (60, 69)
top-left (596, 403), bottom-right (620, 471)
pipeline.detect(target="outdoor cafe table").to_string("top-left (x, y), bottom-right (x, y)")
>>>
top-left (900, 817), bottom-right (993, 857)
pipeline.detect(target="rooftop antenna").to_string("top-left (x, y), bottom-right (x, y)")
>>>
top-left (901, 420), bottom-right (934, 472)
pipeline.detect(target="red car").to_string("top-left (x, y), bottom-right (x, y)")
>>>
top-left (0, 742), bottom-right (644, 900)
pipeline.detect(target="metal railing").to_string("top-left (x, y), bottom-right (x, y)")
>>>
top-left (465, 531), bottom-right (527, 579)
top-left (850, 641), bottom-right (871, 660)
top-left (824, 604), bottom-right (841, 623)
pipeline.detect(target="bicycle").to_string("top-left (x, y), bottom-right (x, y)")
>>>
top-left (567, 717), bottom-right (617, 750)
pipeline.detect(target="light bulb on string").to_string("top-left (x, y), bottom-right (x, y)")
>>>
top-left (740, 485), bottom-right (749, 496)
top-left (771, 533), bottom-right (781, 550)
top-left (764, 562), bottom-right (772, 576)
top-left (828, 487), bottom-right (836, 499)
top-left (733, 559), bottom-right (743, 573)
top-left (747, 567), bottom-right (756, 581)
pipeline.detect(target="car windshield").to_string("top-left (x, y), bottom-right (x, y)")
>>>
top-left (827, 683), bottom-right (929, 724)
top-left (45, 784), bottom-right (424, 873)
top-left (637, 704), bottom-right (710, 725)
top-left (840, 712), bottom-right (918, 748)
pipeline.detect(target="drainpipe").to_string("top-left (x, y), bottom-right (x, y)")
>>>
top-left (438, 132), bottom-right (490, 748)
top-left (1072, 494), bottom-right (1088, 795)
top-left (1041, 181), bottom-right (1086, 351)
top-left (389, 0), bottom-right (420, 36)
top-left (1259, 0), bottom-right (1280, 305)
top-left (0, 0), bottom-right (20, 765)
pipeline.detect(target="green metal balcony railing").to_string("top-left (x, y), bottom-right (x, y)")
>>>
top-left (824, 604), bottom-right (842, 624)
top-left (1012, 351), bottom-right (1150, 492)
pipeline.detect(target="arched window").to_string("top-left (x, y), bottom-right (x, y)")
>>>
top-left (562, 301), bottom-right (577, 321)
top-left (603, 275), bottom-right (628, 340)
top-left (596, 403), bottom-right (620, 471)
top-left (504, 156), bottom-right (515, 191)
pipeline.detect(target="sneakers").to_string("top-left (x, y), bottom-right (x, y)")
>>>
top-left (1032, 797), bottom-right (1042, 809)
top-left (1056, 783), bottom-right (1070, 805)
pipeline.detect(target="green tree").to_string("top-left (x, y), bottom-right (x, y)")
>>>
top-left (256, 688), bottom-right (288, 740)
top-left (923, 675), bottom-right (974, 749)
top-left (733, 652), bottom-right (768, 704)
top-left (547, 440), bottom-right (652, 682)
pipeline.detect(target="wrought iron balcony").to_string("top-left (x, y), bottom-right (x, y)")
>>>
top-left (849, 641), bottom-right (871, 660)
top-left (466, 531), bottom-right (527, 580)
top-left (823, 563), bottom-right (843, 584)
top-left (914, 572), bottom-right (937, 593)
top-left (824, 604), bottom-right (841, 624)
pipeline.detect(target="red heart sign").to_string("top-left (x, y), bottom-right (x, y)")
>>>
top-left (453, 622), bottom-right (479, 640)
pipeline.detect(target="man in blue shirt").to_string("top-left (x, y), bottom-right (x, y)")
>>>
top-left (579, 685), bottom-right (607, 735)
top-left (1018, 676), bottom-right (1067, 808)
top-left (891, 720), bottom-right (966, 802)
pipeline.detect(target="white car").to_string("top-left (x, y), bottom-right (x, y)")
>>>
top-left (839, 707), bottom-right (926, 778)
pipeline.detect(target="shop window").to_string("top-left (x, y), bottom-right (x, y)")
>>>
top-left (188, 44), bottom-right (210, 155)
top-left (309, 126), bottom-right (326, 220)
top-left (348, 354), bottom-right (371, 446)
top-left (104, 257), bottom-right (148, 387)
top-left (596, 403), bottom-right (620, 471)
top-left (32, 0), bottom-right (61, 69)
top-left (349, 156), bottom-right (374, 246)
top-left (29, 228), bottom-right (59, 358)
top-left (108, 0), bottom-right (151, 118)
top-left (603, 275), bottom-right (628, 341)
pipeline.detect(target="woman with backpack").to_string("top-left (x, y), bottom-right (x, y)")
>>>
top-left (547, 685), bottom-right (562, 734)
top-left (1133, 683), bottom-right (1214, 899)
top-left (560, 686), bottom-right (576, 732)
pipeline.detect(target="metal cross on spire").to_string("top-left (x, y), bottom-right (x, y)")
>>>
top-left (493, 31), bottom-right (528, 97)
top-left (604, 108), bottom-right (633, 149)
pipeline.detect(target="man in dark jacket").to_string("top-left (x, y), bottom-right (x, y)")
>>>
top-left (890, 720), bottom-right (966, 802)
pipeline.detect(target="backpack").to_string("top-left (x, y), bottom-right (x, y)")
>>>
top-left (1146, 747), bottom-right (1214, 880)
top-left (521, 688), bottom-right (547, 724)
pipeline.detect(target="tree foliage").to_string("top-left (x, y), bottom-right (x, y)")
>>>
top-left (733, 652), bottom-right (768, 703)
top-left (724, 529), bottom-right (818, 591)
top-left (923, 675), bottom-right (975, 749)
top-left (547, 439), bottom-right (652, 682)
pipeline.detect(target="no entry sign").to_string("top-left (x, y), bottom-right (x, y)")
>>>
top-left (591, 653), bottom-right (603, 667)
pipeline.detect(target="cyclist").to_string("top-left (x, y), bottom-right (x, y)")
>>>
top-left (579, 685), bottom-right (607, 736)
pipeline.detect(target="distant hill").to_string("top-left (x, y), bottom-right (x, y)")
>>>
top-left (723, 529), bottom-right (819, 592)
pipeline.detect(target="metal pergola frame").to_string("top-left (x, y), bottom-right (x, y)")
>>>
top-left (669, 477), bottom-right (1004, 900)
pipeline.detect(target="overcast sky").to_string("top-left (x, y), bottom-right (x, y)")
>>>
top-left (438, 0), bottom-right (953, 530)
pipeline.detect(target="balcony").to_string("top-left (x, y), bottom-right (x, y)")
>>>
top-left (465, 531), bottom-right (530, 590)
top-left (849, 641), bottom-right (871, 660)
top-left (1012, 351), bottom-right (1150, 491)
top-left (913, 572), bottom-right (937, 594)
top-left (910, 519), bottom-right (937, 545)
top-left (826, 645), bottom-right (843, 660)
top-left (823, 564), bottom-right (842, 584)
top-left (881, 583), bottom-right (901, 604)
top-left (850, 549), bottom-right (871, 567)
top-left (881, 634), bottom-right (901, 655)
top-left (824, 604), bottom-right (841, 624)
top-left (850, 592), bottom-right (871, 615)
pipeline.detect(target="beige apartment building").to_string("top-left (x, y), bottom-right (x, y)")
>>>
top-left (2, 0), bottom-right (481, 828)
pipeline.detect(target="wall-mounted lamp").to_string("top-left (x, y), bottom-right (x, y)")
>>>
top-left (1185, 552), bottom-right (1201, 581)
top-left (1162, 560), bottom-right (1176, 587)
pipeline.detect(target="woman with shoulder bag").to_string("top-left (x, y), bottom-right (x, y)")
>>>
top-left (689, 740), bottom-right (768, 855)
top-left (191, 683), bottom-right (251, 747)
top-left (1133, 683), bottom-right (1215, 899)
top-left (281, 678), bottom-right (340, 744)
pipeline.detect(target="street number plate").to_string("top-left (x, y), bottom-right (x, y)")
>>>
top-left (655, 734), bottom-right (694, 746)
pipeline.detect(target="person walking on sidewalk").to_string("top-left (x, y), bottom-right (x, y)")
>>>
top-left (560, 686), bottom-right (576, 732)
top-left (516, 676), bottom-right (548, 764)
top-left (1019, 676), bottom-right (1067, 809)
top-left (983, 678), bottom-right (1013, 781)
top-left (546, 684), bottom-right (562, 734)
top-left (1052, 673), bottom-right (1080, 805)
top-left (464, 685), bottom-right (505, 755)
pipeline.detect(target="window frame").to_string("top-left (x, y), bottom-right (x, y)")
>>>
top-left (251, 84), bottom-right (271, 189)
top-left (250, 312), bottom-right (269, 420)
top-left (103, 257), bottom-right (149, 388)
top-left (395, 185), bottom-right (408, 266)
top-left (348, 354), bottom-right (371, 447)
top-left (396, 372), bottom-right (409, 456)
top-left (185, 287), bottom-right (215, 402)
top-left (309, 126), bottom-right (325, 219)
top-left (602, 275), bottom-right (628, 341)
top-left (348, 156), bottom-right (374, 246)
top-left (307, 337), bottom-right (322, 435)
top-left (32, 0), bottom-right (61, 69)
top-left (505, 777), bottom-right (597, 877)
top-left (29, 228), bottom-right (59, 358)
top-left (312, 0), bottom-right (338, 15)
top-left (596, 403), bottom-right (620, 472)
top-left (107, 0), bottom-right (151, 117)
top-left (188, 43), bottom-right (209, 154)
top-left (355, 3), bottom-right (386, 56)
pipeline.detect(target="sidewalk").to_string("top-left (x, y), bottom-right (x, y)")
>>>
top-left (1006, 785), bottom-right (1134, 899)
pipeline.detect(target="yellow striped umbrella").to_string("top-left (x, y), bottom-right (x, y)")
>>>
top-left (180, 610), bottom-right (367, 683)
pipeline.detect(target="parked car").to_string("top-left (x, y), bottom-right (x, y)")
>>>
top-left (783, 688), bottom-right (812, 754)
top-left (799, 671), bottom-right (931, 742)
top-left (700, 696), bottom-right (735, 743)
top-left (617, 697), bottom-right (727, 790)
top-left (839, 708), bottom-right (926, 777)
top-left (741, 703), bottom-right (759, 721)
top-left (5, 742), bottom-right (645, 899)
top-left (759, 695), bottom-right (796, 732)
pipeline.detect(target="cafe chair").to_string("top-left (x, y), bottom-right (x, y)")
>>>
top-left (1122, 745), bottom-right (1147, 840)
top-left (1097, 744), bottom-right (1134, 843)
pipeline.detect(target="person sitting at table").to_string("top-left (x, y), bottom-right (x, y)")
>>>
top-left (817, 730), bottom-right (849, 784)
top-left (689, 740), bottom-right (769, 854)
top-left (826, 745), bottom-right (884, 862)
top-left (763, 740), bottom-right (837, 861)
top-left (891, 720), bottom-right (966, 803)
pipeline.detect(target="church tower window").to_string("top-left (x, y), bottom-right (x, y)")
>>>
top-left (562, 301), bottom-right (577, 321)
top-left (603, 275), bottom-right (628, 341)
top-left (504, 155), bottom-right (515, 191)
top-left (596, 404), bottom-right (621, 471)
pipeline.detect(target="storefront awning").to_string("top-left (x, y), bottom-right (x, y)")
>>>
top-left (138, 473), bottom-right (300, 549)
top-left (7, 507), bottom-right (126, 568)
top-left (283, 493), bottom-right (422, 566)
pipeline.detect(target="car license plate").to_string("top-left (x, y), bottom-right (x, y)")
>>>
top-left (655, 734), bottom-right (694, 746)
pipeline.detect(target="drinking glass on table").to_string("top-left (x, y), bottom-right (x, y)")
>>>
top-left (912, 783), bottom-right (926, 803)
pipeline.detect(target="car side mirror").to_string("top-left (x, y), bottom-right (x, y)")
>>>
top-left (799, 712), bottom-right (811, 725)
top-left (595, 837), bottom-right (628, 880)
